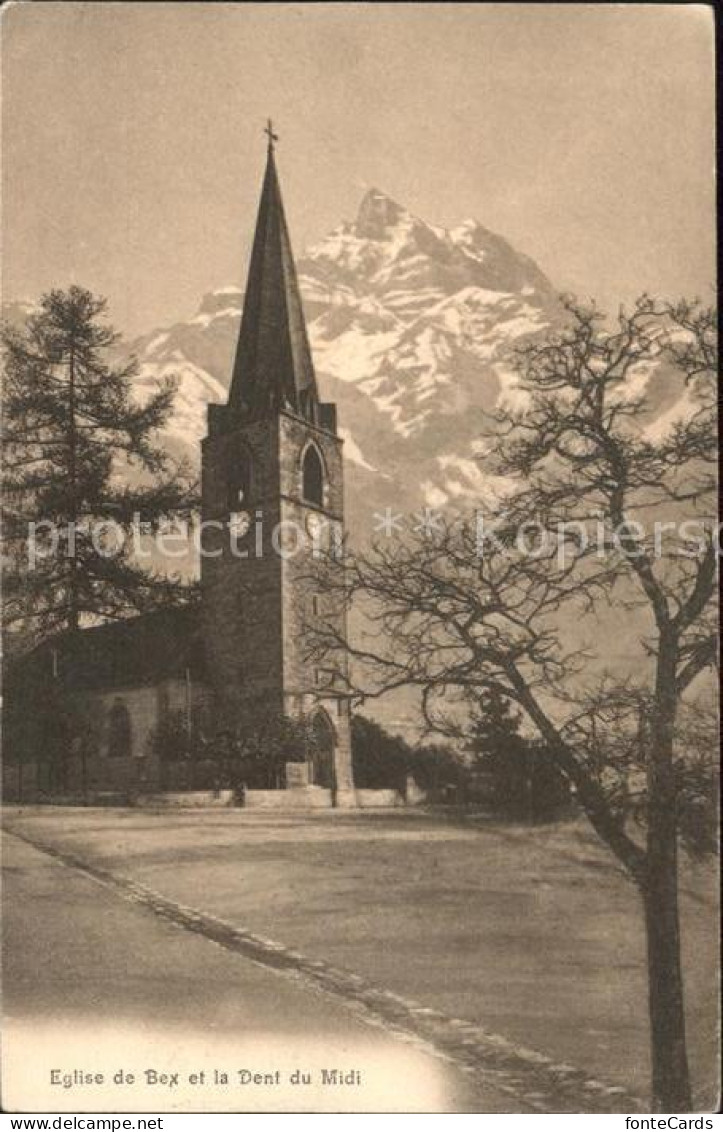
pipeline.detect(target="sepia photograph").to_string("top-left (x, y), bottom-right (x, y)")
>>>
top-left (0, 1), bottom-right (718, 1118)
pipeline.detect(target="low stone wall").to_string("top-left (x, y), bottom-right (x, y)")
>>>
top-left (135, 790), bottom-right (236, 809)
top-left (354, 788), bottom-right (406, 808)
top-left (3, 768), bottom-right (422, 812)
top-left (244, 787), bottom-right (333, 809)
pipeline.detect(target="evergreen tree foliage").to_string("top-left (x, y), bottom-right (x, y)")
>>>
top-left (2, 287), bottom-right (197, 644)
top-left (468, 688), bottom-right (568, 818)
top-left (351, 714), bottom-right (410, 790)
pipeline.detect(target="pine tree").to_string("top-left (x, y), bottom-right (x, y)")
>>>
top-left (2, 286), bottom-right (197, 644)
top-left (468, 687), bottom-right (523, 759)
top-left (468, 689), bottom-right (568, 818)
top-left (467, 688), bottom-right (530, 813)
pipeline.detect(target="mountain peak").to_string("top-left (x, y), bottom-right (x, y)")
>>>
top-left (355, 188), bottom-right (408, 238)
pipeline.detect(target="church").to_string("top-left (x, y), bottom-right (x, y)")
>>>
top-left (3, 132), bottom-right (356, 808)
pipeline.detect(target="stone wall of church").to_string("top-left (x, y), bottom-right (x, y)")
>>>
top-left (277, 413), bottom-right (354, 796)
top-left (201, 415), bottom-right (285, 724)
top-left (1, 675), bottom-right (211, 800)
top-left (2, 681), bottom-right (172, 799)
top-left (197, 408), bottom-right (355, 798)
top-left (70, 682), bottom-right (170, 792)
top-left (277, 412), bottom-right (348, 697)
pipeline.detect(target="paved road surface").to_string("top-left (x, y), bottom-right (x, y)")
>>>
top-left (2, 832), bottom-right (520, 1113)
top-left (3, 807), bottom-right (717, 1111)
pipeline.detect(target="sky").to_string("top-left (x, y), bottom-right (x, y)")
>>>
top-left (2, 2), bottom-right (716, 339)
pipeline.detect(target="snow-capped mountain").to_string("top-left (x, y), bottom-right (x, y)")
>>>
top-left (3, 193), bottom-right (701, 737)
top-left (131, 189), bottom-right (563, 532)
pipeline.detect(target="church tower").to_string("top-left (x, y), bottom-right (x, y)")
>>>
top-left (201, 127), bottom-right (354, 804)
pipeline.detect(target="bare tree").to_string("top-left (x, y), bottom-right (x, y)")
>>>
top-left (308, 297), bottom-right (717, 1110)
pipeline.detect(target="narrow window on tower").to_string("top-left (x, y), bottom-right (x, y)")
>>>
top-left (226, 446), bottom-right (253, 512)
top-left (312, 594), bottom-right (321, 617)
top-left (315, 667), bottom-right (336, 690)
top-left (302, 444), bottom-right (324, 508)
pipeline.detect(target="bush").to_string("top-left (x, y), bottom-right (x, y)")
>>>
top-left (467, 690), bottom-right (569, 820)
top-left (351, 715), bottom-right (410, 790)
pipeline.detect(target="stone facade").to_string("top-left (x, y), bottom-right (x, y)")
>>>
top-left (2, 667), bottom-right (195, 801)
top-left (277, 413), bottom-right (354, 799)
top-left (201, 413), bottom-right (285, 724)
top-left (200, 407), bottom-right (354, 801)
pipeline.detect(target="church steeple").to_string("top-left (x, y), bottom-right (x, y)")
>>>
top-left (228, 126), bottom-right (319, 420)
top-left (201, 125), bottom-right (353, 803)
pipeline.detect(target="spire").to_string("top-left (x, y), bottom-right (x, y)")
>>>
top-left (228, 127), bottom-right (319, 420)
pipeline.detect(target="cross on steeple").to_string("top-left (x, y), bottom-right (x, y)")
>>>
top-left (264, 118), bottom-right (279, 151)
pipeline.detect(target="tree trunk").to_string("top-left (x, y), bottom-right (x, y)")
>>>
top-left (644, 629), bottom-right (692, 1112)
top-left (67, 346), bottom-right (80, 633)
top-left (643, 827), bottom-right (691, 1110)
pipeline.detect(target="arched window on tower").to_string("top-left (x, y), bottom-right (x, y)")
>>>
top-left (302, 445), bottom-right (324, 508)
top-left (226, 446), bottom-right (253, 512)
top-left (107, 699), bottom-right (132, 759)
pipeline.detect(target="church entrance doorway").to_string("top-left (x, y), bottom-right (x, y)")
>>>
top-left (309, 710), bottom-right (335, 789)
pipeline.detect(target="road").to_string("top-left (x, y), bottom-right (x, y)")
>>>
top-left (2, 806), bottom-right (718, 1111)
top-left (1, 831), bottom-right (519, 1114)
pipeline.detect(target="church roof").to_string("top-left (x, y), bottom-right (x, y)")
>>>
top-left (6, 605), bottom-right (204, 694)
top-left (228, 137), bottom-right (319, 419)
